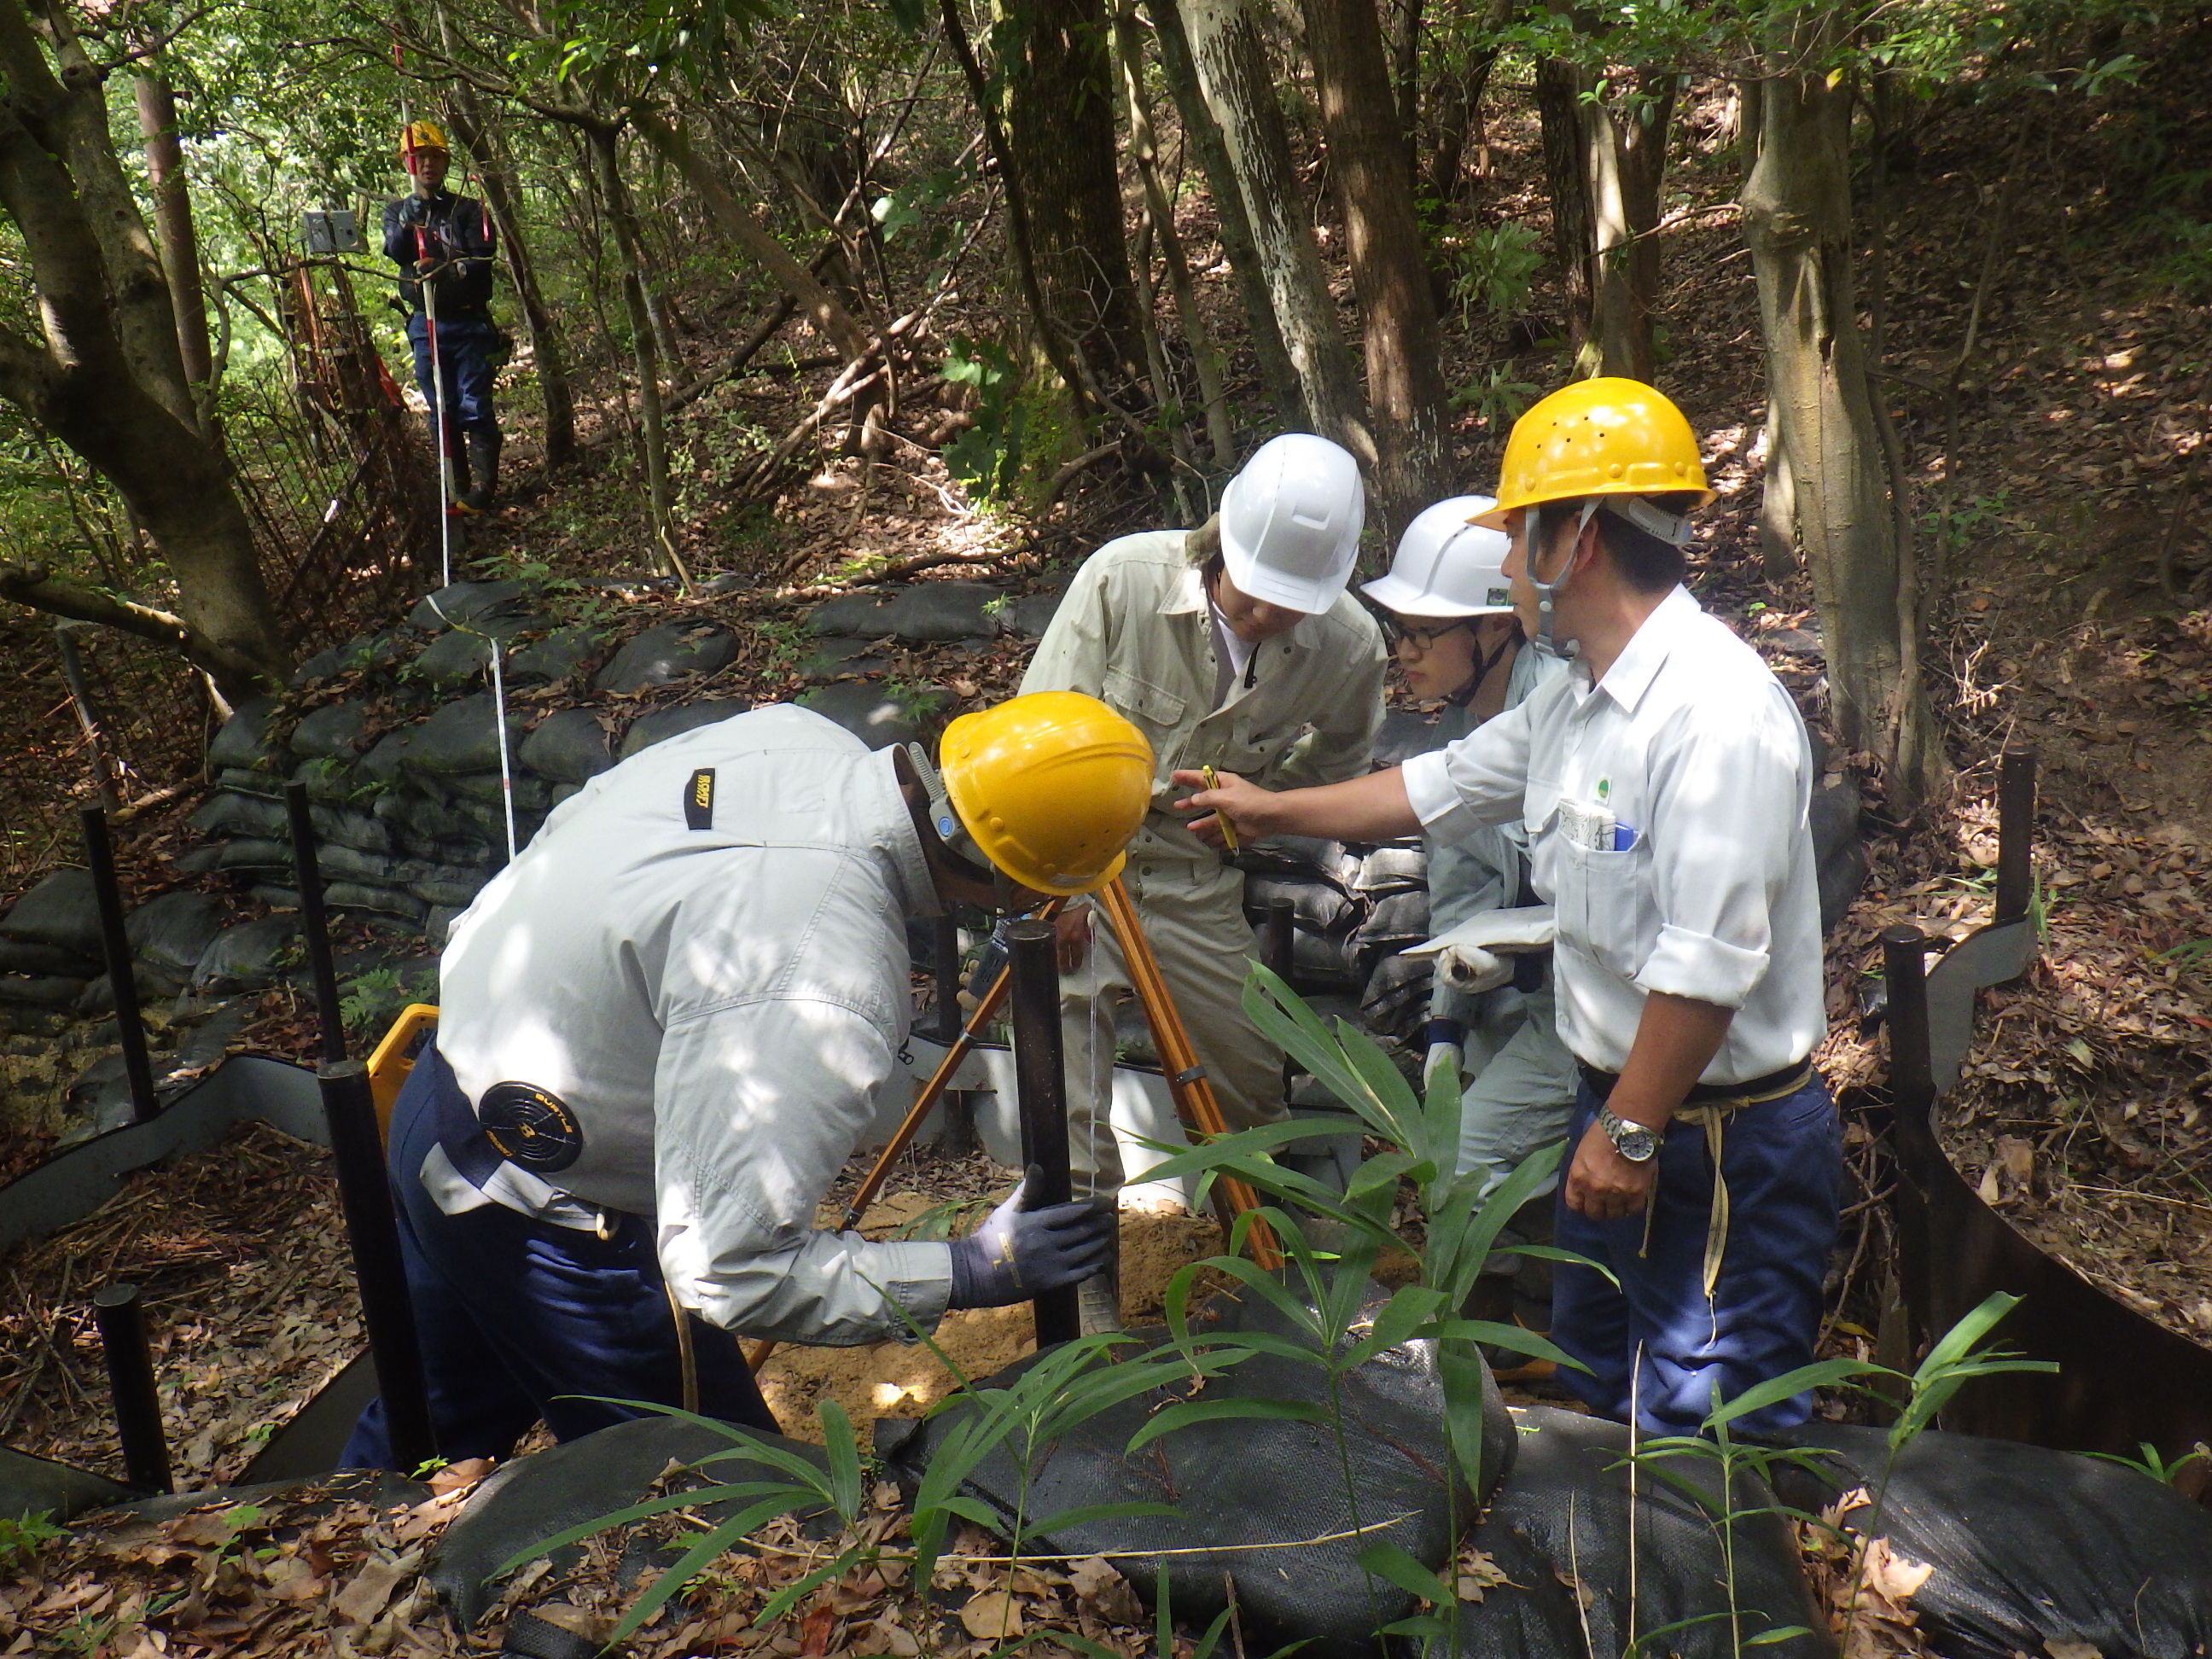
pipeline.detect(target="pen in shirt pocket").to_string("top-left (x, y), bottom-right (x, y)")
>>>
top-left (1612, 821), bottom-right (1639, 852)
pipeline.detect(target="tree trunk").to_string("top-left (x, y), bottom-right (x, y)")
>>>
top-left (1177, 0), bottom-right (1373, 463)
top-left (1584, 72), bottom-right (1675, 381)
top-left (1115, 9), bottom-right (1236, 468)
top-left (1299, 0), bottom-right (1448, 529)
top-left (1003, 0), bottom-right (1145, 388)
top-left (630, 109), bottom-right (875, 366)
top-left (131, 67), bottom-right (211, 409)
top-left (1425, 45), bottom-right (1499, 207)
top-left (587, 125), bottom-right (687, 587)
top-left (0, 0), bottom-right (282, 695)
top-left (1741, 25), bottom-right (1942, 809)
top-left (1535, 57), bottom-right (1593, 358)
top-left (1148, 0), bottom-right (1301, 426)
top-left (435, 26), bottom-right (578, 467)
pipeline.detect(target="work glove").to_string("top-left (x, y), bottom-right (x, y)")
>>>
top-left (946, 1167), bottom-right (1115, 1309)
top-left (1438, 943), bottom-right (1512, 996)
top-left (399, 195), bottom-right (430, 226)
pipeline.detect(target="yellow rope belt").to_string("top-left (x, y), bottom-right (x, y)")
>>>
top-left (1638, 1064), bottom-right (1815, 1326)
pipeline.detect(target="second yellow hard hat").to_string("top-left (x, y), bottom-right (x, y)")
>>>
top-left (1474, 377), bottom-right (1714, 530)
top-left (938, 692), bottom-right (1154, 897)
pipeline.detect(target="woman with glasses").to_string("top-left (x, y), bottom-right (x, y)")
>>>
top-left (1363, 497), bottom-right (1578, 1349)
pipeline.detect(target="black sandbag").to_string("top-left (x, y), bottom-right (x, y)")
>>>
top-left (1433, 1406), bottom-right (1831, 1659)
top-left (1765, 1421), bottom-right (2212, 1659)
top-left (430, 1416), bottom-right (831, 1628)
top-left (881, 1284), bottom-right (1514, 1659)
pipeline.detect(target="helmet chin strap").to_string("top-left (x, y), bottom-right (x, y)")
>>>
top-left (1523, 499), bottom-right (1600, 659)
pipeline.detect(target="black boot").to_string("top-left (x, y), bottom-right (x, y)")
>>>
top-left (460, 433), bottom-right (500, 513)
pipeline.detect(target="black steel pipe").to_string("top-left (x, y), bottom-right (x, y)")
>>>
top-left (80, 806), bottom-right (158, 1125)
top-left (1006, 917), bottom-right (1079, 1347)
top-left (1994, 750), bottom-right (2038, 928)
top-left (285, 782), bottom-right (348, 1064)
top-left (1264, 894), bottom-right (1295, 982)
top-left (93, 1282), bottom-right (172, 1493)
top-left (319, 1060), bottom-right (438, 1472)
top-left (934, 914), bottom-right (962, 1044)
top-left (1882, 924), bottom-right (1936, 1123)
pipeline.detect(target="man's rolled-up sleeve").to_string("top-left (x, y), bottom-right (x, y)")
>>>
top-left (1403, 701), bottom-right (1532, 846)
top-left (651, 998), bottom-right (953, 1346)
top-left (1634, 691), bottom-right (1806, 1010)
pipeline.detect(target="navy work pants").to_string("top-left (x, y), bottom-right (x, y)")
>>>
top-left (1551, 1071), bottom-right (1842, 1434)
top-left (341, 1047), bottom-right (776, 1470)
top-left (405, 311), bottom-right (500, 457)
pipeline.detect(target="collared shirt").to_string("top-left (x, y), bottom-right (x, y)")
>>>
top-left (1400, 586), bottom-right (1825, 1081)
top-left (431, 705), bottom-right (954, 1345)
top-left (1022, 530), bottom-right (1387, 868)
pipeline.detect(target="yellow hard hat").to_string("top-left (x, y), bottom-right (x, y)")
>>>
top-left (937, 692), bottom-right (1154, 897)
top-left (401, 120), bottom-right (450, 160)
top-left (1473, 377), bottom-right (1713, 530)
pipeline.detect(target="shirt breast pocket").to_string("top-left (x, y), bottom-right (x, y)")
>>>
top-left (1102, 665), bottom-right (1187, 739)
top-left (1565, 834), bottom-right (1656, 981)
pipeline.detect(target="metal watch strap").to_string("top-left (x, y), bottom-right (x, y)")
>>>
top-left (1598, 1103), bottom-right (1660, 1162)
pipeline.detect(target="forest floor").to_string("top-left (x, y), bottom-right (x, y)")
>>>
top-left (0, 35), bottom-right (2208, 1659)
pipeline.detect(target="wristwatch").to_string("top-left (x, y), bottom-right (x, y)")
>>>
top-left (1597, 1103), bottom-right (1661, 1163)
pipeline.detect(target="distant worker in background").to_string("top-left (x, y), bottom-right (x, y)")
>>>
top-left (1362, 499), bottom-right (1576, 1348)
top-left (384, 120), bottom-right (504, 513)
top-left (1022, 432), bottom-right (1387, 1333)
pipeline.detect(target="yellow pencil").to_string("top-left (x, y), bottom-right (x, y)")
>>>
top-left (1201, 765), bottom-right (1239, 853)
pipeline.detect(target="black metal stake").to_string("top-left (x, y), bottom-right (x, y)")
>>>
top-left (319, 1060), bottom-right (437, 1472)
top-left (1264, 894), bottom-right (1295, 982)
top-left (1993, 750), bottom-right (2038, 928)
top-left (286, 782), bottom-right (348, 1064)
top-left (93, 1283), bottom-right (172, 1493)
top-left (1006, 917), bottom-right (1079, 1348)
top-left (1882, 924), bottom-right (1936, 1124)
top-left (81, 805), bottom-right (157, 1124)
top-left (934, 914), bottom-right (962, 1045)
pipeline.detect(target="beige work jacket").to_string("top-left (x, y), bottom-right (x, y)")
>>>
top-left (1022, 529), bottom-right (1387, 870)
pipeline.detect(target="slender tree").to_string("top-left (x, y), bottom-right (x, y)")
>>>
top-left (0, 0), bottom-right (285, 695)
top-left (1741, 20), bottom-right (1941, 807)
top-left (1176, 0), bottom-right (1372, 462)
top-left (1301, 0), bottom-right (1449, 526)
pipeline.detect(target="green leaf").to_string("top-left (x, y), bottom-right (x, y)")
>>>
top-left (1702, 1359), bottom-right (1883, 1430)
top-left (818, 1399), bottom-right (864, 1523)
top-left (1353, 1540), bottom-right (1447, 1605)
top-left (1123, 1396), bottom-right (1326, 1454)
top-left (1746, 1626), bottom-right (1815, 1645)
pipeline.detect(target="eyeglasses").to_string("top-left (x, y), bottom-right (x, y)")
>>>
top-left (1376, 614), bottom-right (1478, 652)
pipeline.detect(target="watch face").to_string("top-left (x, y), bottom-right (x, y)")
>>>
top-left (1621, 1127), bottom-right (1659, 1161)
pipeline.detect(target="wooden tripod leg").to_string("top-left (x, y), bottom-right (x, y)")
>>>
top-left (1097, 878), bottom-right (1281, 1271)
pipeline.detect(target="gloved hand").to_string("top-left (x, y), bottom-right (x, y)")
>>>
top-left (399, 195), bottom-right (430, 225)
top-left (947, 1167), bottom-right (1115, 1309)
top-left (1438, 943), bottom-right (1513, 995)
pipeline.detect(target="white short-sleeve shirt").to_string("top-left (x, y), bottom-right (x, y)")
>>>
top-left (1400, 586), bottom-right (1826, 1081)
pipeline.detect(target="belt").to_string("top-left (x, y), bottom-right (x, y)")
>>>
top-left (1578, 1058), bottom-right (1812, 1109)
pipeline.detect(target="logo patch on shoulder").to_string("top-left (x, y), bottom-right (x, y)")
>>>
top-left (685, 767), bottom-right (715, 830)
top-left (480, 1081), bottom-right (585, 1172)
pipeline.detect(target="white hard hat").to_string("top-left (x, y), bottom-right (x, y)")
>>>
top-left (1360, 496), bottom-right (1515, 618)
top-left (1218, 433), bottom-right (1365, 613)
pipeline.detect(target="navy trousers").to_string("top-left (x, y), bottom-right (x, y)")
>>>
top-left (405, 311), bottom-right (500, 456)
top-left (341, 1048), bottom-right (776, 1470)
top-left (1551, 1071), bottom-right (1842, 1434)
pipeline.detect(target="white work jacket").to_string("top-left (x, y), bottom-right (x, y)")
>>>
top-left (1022, 530), bottom-right (1387, 869)
top-left (431, 705), bottom-right (953, 1345)
top-left (1401, 587), bottom-right (1826, 1081)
